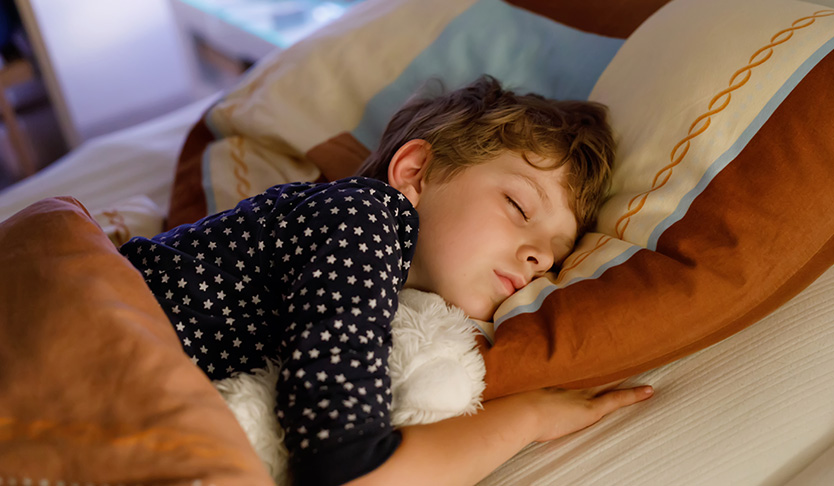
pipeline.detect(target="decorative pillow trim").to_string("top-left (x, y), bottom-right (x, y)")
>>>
top-left (201, 136), bottom-right (251, 216)
top-left (629, 10), bottom-right (834, 247)
top-left (98, 209), bottom-right (130, 246)
top-left (91, 195), bottom-right (165, 247)
top-left (468, 319), bottom-right (495, 345)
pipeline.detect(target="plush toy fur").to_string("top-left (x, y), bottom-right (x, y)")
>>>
top-left (214, 288), bottom-right (486, 483)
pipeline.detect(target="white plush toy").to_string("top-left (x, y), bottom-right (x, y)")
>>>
top-left (213, 288), bottom-right (486, 484)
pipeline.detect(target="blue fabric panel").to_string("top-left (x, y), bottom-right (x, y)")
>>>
top-left (351, 0), bottom-right (624, 150)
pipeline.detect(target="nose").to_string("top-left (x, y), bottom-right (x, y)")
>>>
top-left (519, 242), bottom-right (555, 276)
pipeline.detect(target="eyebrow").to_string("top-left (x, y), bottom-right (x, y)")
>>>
top-left (513, 173), bottom-right (552, 210)
top-left (512, 172), bottom-right (577, 255)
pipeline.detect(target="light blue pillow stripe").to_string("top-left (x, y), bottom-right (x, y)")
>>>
top-left (350, 0), bottom-right (624, 150)
top-left (646, 35), bottom-right (834, 250)
top-left (494, 245), bottom-right (642, 328)
top-left (468, 319), bottom-right (495, 345)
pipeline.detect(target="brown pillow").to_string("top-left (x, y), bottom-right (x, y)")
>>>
top-left (482, 1), bottom-right (834, 397)
top-left (0, 197), bottom-right (272, 484)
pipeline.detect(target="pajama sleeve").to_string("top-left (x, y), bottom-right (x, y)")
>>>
top-left (266, 182), bottom-right (416, 486)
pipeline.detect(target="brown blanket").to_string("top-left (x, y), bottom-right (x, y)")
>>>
top-left (0, 197), bottom-right (272, 485)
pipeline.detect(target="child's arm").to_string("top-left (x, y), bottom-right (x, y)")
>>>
top-left (347, 383), bottom-right (653, 486)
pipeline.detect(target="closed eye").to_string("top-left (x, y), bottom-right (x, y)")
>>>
top-left (506, 196), bottom-right (529, 222)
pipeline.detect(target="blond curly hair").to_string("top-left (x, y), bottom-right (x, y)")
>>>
top-left (356, 75), bottom-right (615, 234)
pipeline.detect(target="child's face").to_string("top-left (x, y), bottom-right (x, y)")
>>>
top-left (405, 151), bottom-right (578, 321)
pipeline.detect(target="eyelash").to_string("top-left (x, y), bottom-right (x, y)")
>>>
top-left (506, 196), bottom-right (529, 222)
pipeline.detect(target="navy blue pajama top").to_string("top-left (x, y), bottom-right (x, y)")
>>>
top-left (120, 177), bottom-right (419, 485)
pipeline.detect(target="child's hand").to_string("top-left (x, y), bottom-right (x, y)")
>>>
top-left (521, 381), bottom-right (654, 443)
top-left (349, 380), bottom-right (652, 486)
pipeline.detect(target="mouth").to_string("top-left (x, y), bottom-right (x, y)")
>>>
top-left (494, 271), bottom-right (522, 296)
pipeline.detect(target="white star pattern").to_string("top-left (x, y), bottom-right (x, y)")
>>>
top-left (120, 177), bottom-right (418, 479)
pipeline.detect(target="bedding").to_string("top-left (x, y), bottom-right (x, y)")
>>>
top-left (91, 194), bottom-right (165, 246)
top-left (220, 267), bottom-right (834, 486)
top-left (1, 194), bottom-right (832, 485)
top-left (0, 196), bottom-right (273, 485)
top-left (164, 0), bottom-right (834, 401)
top-left (487, 0), bottom-right (834, 396)
top-left (166, 0), bottom-right (638, 228)
top-left (482, 264), bottom-right (834, 485)
top-left (0, 94), bottom-right (218, 223)
top-left (0, 0), bottom-right (833, 484)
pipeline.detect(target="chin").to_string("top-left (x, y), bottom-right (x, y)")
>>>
top-left (457, 300), bottom-right (496, 322)
top-left (438, 290), bottom-right (496, 321)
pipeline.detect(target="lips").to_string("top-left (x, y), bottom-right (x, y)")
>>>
top-left (495, 271), bottom-right (524, 295)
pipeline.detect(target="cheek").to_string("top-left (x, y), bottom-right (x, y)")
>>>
top-left (412, 195), bottom-right (516, 316)
top-left (417, 216), bottom-right (468, 274)
top-left (424, 201), bottom-right (515, 268)
top-left (414, 205), bottom-right (476, 282)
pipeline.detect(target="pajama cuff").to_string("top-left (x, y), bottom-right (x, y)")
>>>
top-left (292, 429), bottom-right (402, 486)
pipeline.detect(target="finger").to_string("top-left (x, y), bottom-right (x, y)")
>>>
top-left (592, 386), bottom-right (654, 416)
top-left (584, 378), bottom-right (630, 397)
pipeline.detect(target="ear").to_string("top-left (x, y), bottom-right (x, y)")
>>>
top-left (387, 139), bottom-right (432, 207)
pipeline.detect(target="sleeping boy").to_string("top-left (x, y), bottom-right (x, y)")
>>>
top-left (120, 75), bottom-right (653, 486)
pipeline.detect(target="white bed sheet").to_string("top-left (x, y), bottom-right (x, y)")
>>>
top-left (0, 94), bottom-right (219, 223)
top-left (785, 442), bottom-right (834, 486)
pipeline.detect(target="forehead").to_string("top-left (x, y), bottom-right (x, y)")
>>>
top-left (491, 150), bottom-right (567, 176)
top-left (491, 152), bottom-right (571, 201)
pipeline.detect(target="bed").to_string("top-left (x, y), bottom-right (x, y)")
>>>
top-left (2, 0), bottom-right (833, 484)
top-left (0, 94), bottom-right (218, 223)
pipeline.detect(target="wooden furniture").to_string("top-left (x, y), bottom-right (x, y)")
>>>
top-left (0, 58), bottom-right (36, 178)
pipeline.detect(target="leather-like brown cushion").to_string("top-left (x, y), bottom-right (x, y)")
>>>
top-left (0, 197), bottom-right (272, 485)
